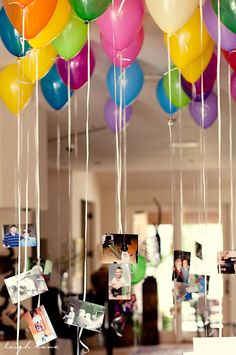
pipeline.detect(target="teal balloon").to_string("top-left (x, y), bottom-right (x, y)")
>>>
top-left (0, 7), bottom-right (31, 57)
top-left (69, 0), bottom-right (112, 22)
top-left (131, 255), bottom-right (147, 285)
top-left (40, 64), bottom-right (74, 111)
top-left (107, 61), bottom-right (144, 108)
top-left (156, 78), bottom-right (178, 114)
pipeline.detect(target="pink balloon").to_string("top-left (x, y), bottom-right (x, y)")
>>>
top-left (231, 72), bottom-right (236, 102)
top-left (101, 27), bottom-right (144, 68)
top-left (96, 0), bottom-right (144, 51)
top-left (56, 43), bottom-right (95, 90)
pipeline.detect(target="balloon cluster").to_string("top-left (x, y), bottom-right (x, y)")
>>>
top-left (97, 0), bottom-right (145, 132)
top-left (148, 0), bottom-right (221, 129)
top-left (0, 0), bottom-right (113, 114)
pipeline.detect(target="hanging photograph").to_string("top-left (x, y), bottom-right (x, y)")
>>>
top-left (195, 242), bottom-right (203, 260)
top-left (172, 250), bottom-right (191, 283)
top-left (188, 274), bottom-right (210, 294)
top-left (101, 233), bottom-right (138, 264)
top-left (217, 251), bottom-right (236, 274)
top-left (26, 257), bottom-right (53, 281)
top-left (25, 305), bottom-right (57, 347)
top-left (64, 297), bottom-right (105, 332)
top-left (108, 263), bottom-right (131, 300)
top-left (4, 266), bottom-right (48, 304)
top-left (2, 224), bottom-right (37, 248)
top-left (173, 281), bottom-right (192, 303)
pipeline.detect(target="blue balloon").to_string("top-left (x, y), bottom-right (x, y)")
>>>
top-left (40, 64), bottom-right (74, 111)
top-left (106, 61), bottom-right (144, 108)
top-left (156, 78), bottom-right (178, 114)
top-left (0, 7), bottom-right (31, 57)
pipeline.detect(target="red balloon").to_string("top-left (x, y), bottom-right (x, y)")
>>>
top-left (222, 48), bottom-right (236, 72)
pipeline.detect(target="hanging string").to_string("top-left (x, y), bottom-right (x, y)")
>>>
top-left (178, 69), bottom-right (183, 245)
top-left (228, 65), bottom-right (234, 251)
top-left (24, 130), bottom-right (30, 271)
top-left (74, 92), bottom-right (79, 161)
top-left (217, 0), bottom-right (223, 338)
top-left (122, 76), bottom-right (128, 233)
top-left (78, 24), bottom-right (91, 354)
top-left (67, 60), bottom-right (72, 295)
top-left (56, 112), bottom-right (61, 287)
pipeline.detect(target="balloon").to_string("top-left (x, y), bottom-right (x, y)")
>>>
top-left (163, 68), bottom-right (190, 108)
top-left (2, 0), bottom-right (57, 39)
top-left (104, 98), bottom-right (132, 132)
top-left (156, 78), bottom-right (178, 114)
top-left (131, 255), bottom-right (147, 285)
top-left (56, 43), bottom-right (95, 90)
top-left (97, 0), bottom-right (144, 51)
top-left (230, 72), bottom-right (236, 102)
top-left (107, 61), bottom-right (144, 108)
top-left (181, 40), bottom-right (214, 83)
top-left (203, 0), bottom-right (236, 51)
top-left (29, 0), bottom-right (71, 49)
top-left (19, 45), bottom-right (57, 82)
top-left (181, 53), bottom-right (217, 101)
top-left (101, 27), bottom-right (144, 69)
top-left (52, 12), bottom-right (87, 60)
top-left (212, 0), bottom-right (236, 34)
top-left (0, 64), bottom-right (34, 115)
top-left (222, 49), bottom-right (236, 72)
top-left (164, 8), bottom-right (213, 68)
top-left (189, 92), bottom-right (218, 129)
top-left (13, 1), bottom-right (33, 5)
top-left (0, 7), bottom-right (31, 57)
top-left (145, 0), bottom-right (198, 34)
top-left (69, 0), bottom-right (111, 22)
top-left (41, 64), bottom-right (74, 110)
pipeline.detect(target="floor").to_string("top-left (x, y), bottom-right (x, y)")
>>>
top-left (89, 344), bottom-right (193, 355)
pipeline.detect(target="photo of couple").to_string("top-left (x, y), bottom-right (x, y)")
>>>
top-left (2, 224), bottom-right (37, 248)
top-left (172, 250), bottom-right (191, 283)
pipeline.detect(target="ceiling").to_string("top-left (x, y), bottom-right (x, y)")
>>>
top-left (1, 6), bottom-right (236, 190)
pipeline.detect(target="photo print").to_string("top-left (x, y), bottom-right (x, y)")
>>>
top-left (217, 251), bottom-right (236, 274)
top-left (27, 257), bottom-right (53, 281)
top-left (64, 297), bottom-right (105, 332)
top-left (25, 305), bottom-right (57, 347)
top-left (173, 281), bottom-right (192, 304)
top-left (188, 274), bottom-right (210, 294)
top-left (2, 224), bottom-right (37, 248)
top-left (108, 263), bottom-right (131, 300)
top-left (101, 233), bottom-right (138, 264)
top-left (172, 250), bottom-right (191, 283)
top-left (195, 242), bottom-right (203, 260)
top-left (5, 305), bottom-right (28, 323)
top-left (4, 266), bottom-right (48, 304)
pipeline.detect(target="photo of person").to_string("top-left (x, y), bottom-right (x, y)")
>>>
top-left (108, 264), bottom-right (131, 300)
top-left (172, 250), bottom-right (191, 283)
top-left (64, 297), bottom-right (105, 332)
top-left (2, 224), bottom-right (37, 248)
top-left (195, 242), bottom-right (203, 260)
top-left (27, 257), bottom-right (53, 281)
top-left (4, 266), bottom-right (48, 304)
top-left (217, 251), bottom-right (236, 274)
top-left (25, 305), bottom-right (57, 347)
top-left (5, 305), bottom-right (28, 323)
top-left (101, 233), bottom-right (138, 264)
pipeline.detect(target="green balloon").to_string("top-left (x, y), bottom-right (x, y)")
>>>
top-left (211, 0), bottom-right (236, 34)
top-left (131, 255), bottom-right (147, 285)
top-left (69, 0), bottom-right (112, 22)
top-left (163, 68), bottom-right (190, 108)
top-left (52, 13), bottom-right (88, 60)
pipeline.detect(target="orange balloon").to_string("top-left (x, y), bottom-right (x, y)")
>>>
top-left (15, 0), bottom-right (34, 5)
top-left (2, 0), bottom-right (57, 39)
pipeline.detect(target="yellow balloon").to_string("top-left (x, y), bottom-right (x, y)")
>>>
top-left (19, 45), bottom-right (57, 82)
top-left (181, 39), bottom-right (214, 83)
top-left (29, 0), bottom-right (71, 48)
top-left (146, 0), bottom-right (198, 33)
top-left (164, 8), bottom-right (212, 68)
top-left (0, 64), bottom-right (34, 115)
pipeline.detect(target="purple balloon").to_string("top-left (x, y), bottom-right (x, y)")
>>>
top-left (181, 53), bottom-right (217, 101)
top-left (203, 0), bottom-right (236, 51)
top-left (231, 72), bottom-right (236, 102)
top-left (189, 92), bottom-right (218, 129)
top-left (56, 43), bottom-right (95, 90)
top-left (104, 98), bottom-right (132, 133)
